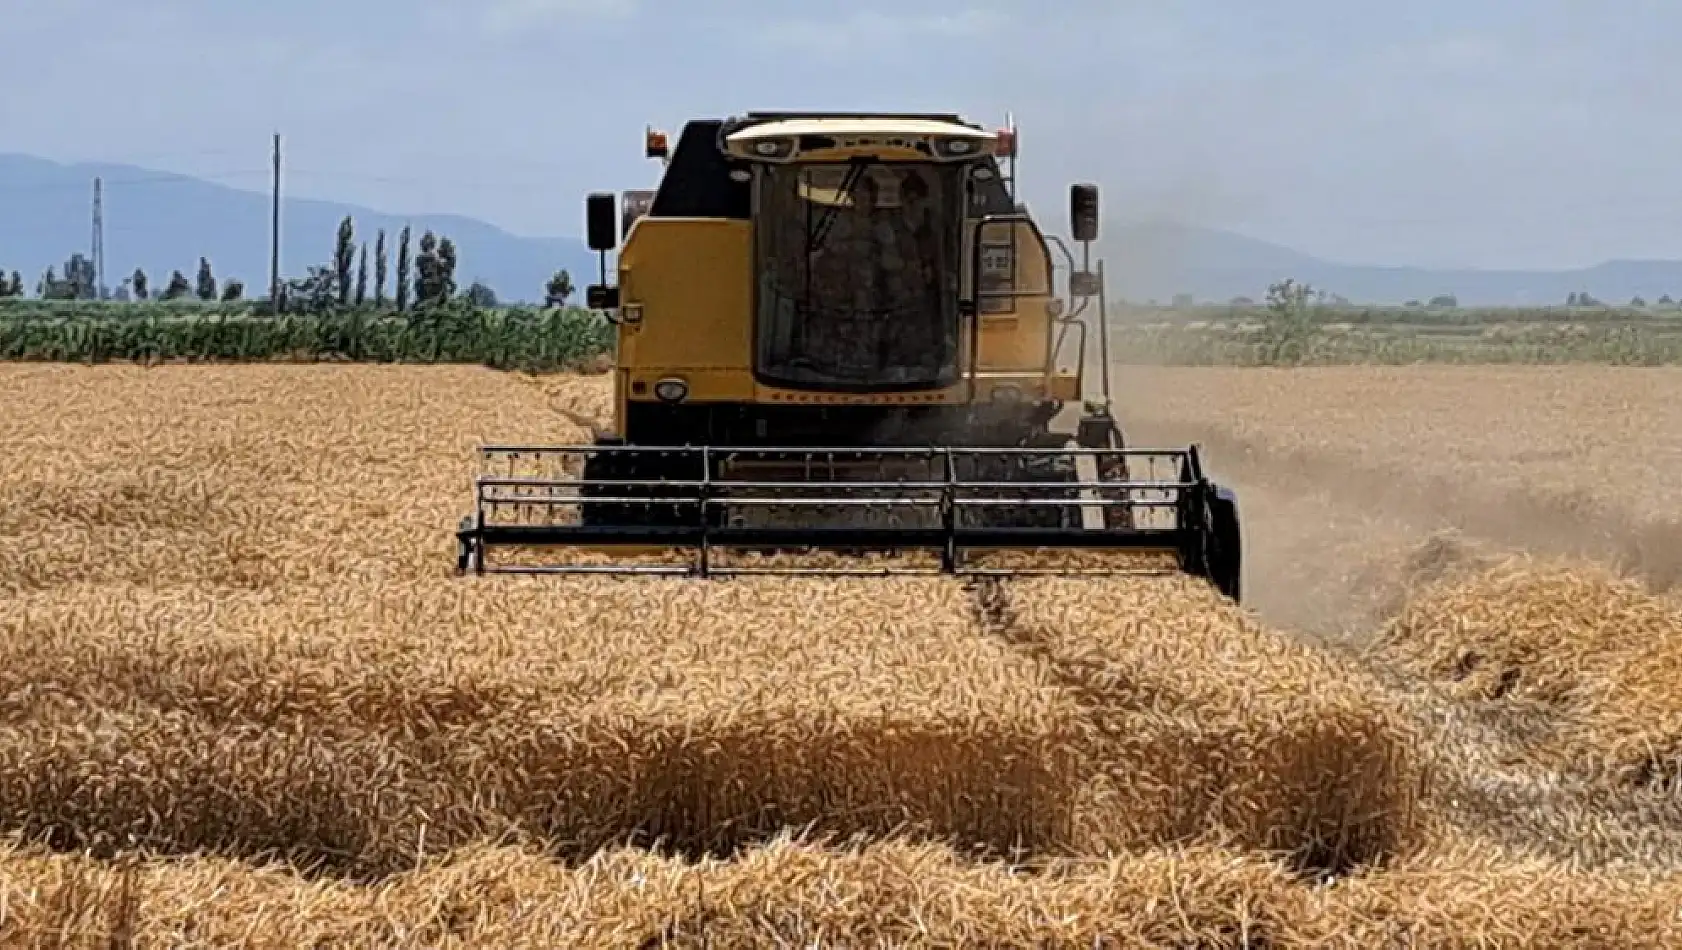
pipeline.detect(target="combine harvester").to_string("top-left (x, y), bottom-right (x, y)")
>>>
top-left (455, 111), bottom-right (1242, 599)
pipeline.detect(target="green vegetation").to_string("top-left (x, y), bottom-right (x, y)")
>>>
top-left (0, 299), bottom-right (613, 371)
top-left (0, 208), bottom-right (609, 370)
top-left (1108, 280), bottom-right (1682, 366)
top-left (1109, 323), bottom-right (1682, 366)
top-left (3, 212), bottom-right (575, 313)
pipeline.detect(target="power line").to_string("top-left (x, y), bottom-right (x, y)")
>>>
top-left (91, 177), bottom-right (104, 297)
top-left (270, 134), bottom-right (282, 306)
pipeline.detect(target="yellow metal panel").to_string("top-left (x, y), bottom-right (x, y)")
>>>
top-left (617, 218), bottom-right (753, 376)
top-left (627, 368), bottom-right (757, 403)
top-left (611, 368), bottom-right (631, 437)
top-left (744, 373), bottom-right (1074, 408)
top-left (1048, 369), bottom-right (1079, 402)
top-left (968, 371), bottom-right (1077, 403)
top-left (973, 218), bottom-right (1056, 373)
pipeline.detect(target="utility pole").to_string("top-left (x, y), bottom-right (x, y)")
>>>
top-left (269, 133), bottom-right (282, 307)
top-left (91, 177), bottom-right (104, 299)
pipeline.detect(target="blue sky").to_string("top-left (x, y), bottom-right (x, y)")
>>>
top-left (4, 0), bottom-right (1678, 270)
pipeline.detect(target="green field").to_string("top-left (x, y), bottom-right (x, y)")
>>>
top-left (1108, 301), bottom-right (1682, 366)
top-left (6, 297), bottom-right (1682, 368)
top-left (0, 299), bottom-right (613, 371)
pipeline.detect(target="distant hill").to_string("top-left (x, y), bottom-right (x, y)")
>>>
top-left (1100, 222), bottom-right (1682, 306)
top-left (0, 154), bottom-right (595, 304)
top-left (6, 153), bottom-right (1682, 307)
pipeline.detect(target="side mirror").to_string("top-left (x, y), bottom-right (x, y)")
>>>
top-left (586, 284), bottom-right (620, 309)
top-left (621, 189), bottom-right (655, 240)
top-left (1070, 183), bottom-right (1099, 243)
top-left (586, 192), bottom-right (618, 251)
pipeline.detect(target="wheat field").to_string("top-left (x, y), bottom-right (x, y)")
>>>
top-left (3, 363), bottom-right (1682, 946)
top-left (1111, 365), bottom-right (1682, 639)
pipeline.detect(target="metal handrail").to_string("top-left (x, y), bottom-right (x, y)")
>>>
top-left (479, 444), bottom-right (1201, 457)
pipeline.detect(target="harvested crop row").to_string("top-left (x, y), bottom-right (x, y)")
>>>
top-left (985, 573), bottom-right (1425, 875)
top-left (3, 569), bottom-right (1421, 878)
top-left (5, 837), bottom-right (1681, 948)
top-left (0, 576), bottom-right (1080, 876)
top-left (1373, 555), bottom-right (1682, 786)
top-left (1373, 556), bottom-right (1675, 706)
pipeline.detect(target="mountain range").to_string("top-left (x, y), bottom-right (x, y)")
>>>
top-left (1098, 223), bottom-right (1682, 307)
top-left (6, 152), bottom-right (1682, 307)
top-left (0, 154), bottom-right (596, 305)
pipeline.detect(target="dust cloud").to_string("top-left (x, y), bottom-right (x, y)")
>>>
top-left (1109, 372), bottom-right (1682, 644)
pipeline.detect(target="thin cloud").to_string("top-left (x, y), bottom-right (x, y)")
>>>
top-left (755, 8), bottom-right (1007, 54)
top-left (480, 0), bottom-right (638, 34)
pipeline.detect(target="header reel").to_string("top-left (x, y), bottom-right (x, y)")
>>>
top-left (454, 442), bottom-right (1241, 598)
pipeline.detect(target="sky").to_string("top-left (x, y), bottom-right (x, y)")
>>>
top-left (3, 0), bottom-right (1679, 271)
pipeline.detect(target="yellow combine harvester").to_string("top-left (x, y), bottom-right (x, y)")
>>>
top-left (455, 111), bottom-right (1241, 599)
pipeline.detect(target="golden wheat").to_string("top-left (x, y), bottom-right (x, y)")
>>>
top-left (0, 364), bottom-right (1429, 871)
top-left (1372, 556), bottom-right (1669, 706)
top-left (0, 837), bottom-right (1316, 948)
top-left (0, 576), bottom-right (1084, 875)
top-left (7, 363), bottom-right (1682, 941)
top-left (1113, 365), bottom-right (1682, 515)
top-left (1372, 554), bottom-right (1682, 787)
top-left (1325, 842), bottom-right (1682, 946)
top-left (995, 574), bottom-right (1424, 873)
top-left (6, 835), bottom-right (1682, 948)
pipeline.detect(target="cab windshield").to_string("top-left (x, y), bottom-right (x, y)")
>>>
top-left (754, 162), bottom-right (963, 390)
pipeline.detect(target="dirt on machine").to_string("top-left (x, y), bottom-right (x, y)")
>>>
top-left (455, 111), bottom-right (1242, 597)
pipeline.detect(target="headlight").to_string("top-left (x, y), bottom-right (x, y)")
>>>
top-left (936, 136), bottom-right (983, 159)
top-left (653, 378), bottom-right (689, 402)
top-left (751, 137), bottom-right (795, 159)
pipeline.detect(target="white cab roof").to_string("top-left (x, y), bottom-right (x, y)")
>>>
top-left (725, 117), bottom-right (995, 144)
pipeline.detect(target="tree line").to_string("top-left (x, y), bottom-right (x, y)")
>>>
top-left (0, 215), bottom-right (576, 311)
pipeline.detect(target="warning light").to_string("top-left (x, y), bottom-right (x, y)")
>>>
top-left (995, 128), bottom-right (1017, 158)
top-left (645, 127), bottom-right (669, 160)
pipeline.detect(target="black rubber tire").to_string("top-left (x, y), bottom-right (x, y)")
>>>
top-left (1206, 485), bottom-right (1243, 602)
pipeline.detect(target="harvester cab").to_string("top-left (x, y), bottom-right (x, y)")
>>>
top-left (455, 111), bottom-right (1242, 599)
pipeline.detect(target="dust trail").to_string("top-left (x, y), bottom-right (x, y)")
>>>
top-left (1117, 417), bottom-right (1681, 641)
